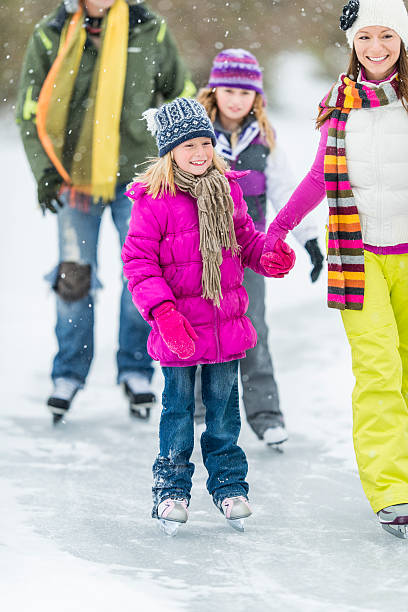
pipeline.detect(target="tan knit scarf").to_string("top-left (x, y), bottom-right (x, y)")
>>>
top-left (172, 163), bottom-right (239, 307)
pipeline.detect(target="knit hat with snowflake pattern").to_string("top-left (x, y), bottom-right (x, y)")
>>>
top-left (142, 98), bottom-right (216, 157)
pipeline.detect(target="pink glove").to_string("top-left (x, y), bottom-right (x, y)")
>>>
top-left (153, 302), bottom-right (198, 360)
top-left (261, 238), bottom-right (296, 277)
top-left (263, 223), bottom-right (281, 254)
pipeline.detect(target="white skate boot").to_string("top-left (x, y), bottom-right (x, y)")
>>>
top-left (121, 372), bottom-right (156, 420)
top-left (221, 496), bottom-right (252, 532)
top-left (263, 425), bottom-right (288, 450)
top-left (378, 504), bottom-right (408, 539)
top-left (157, 498), bottom-right (188, 536)
top-left (47, 377), bottom-right (81, 425)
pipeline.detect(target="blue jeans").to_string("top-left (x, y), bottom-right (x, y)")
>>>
top-left (152, 360), bottom-right (249, 517)
top-left (46, 184), bottom-right (153, 385)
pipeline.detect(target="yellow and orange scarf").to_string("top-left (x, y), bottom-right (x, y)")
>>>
top-left (36, 0), bottom-right (128, 202)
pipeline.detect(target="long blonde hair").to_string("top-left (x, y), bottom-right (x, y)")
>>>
top-left (316, 42), bottom-right (408, 129)
top-left (131, 150), bottom-right (228, 199)
top-left (196, 88), bottom-right (276, 152)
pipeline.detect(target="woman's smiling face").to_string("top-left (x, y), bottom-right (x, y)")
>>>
top-left (354, 26), bottom-right (401, 80)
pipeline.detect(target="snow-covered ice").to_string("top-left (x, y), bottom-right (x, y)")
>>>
top-left (1, 54), bottom-right (408, 612)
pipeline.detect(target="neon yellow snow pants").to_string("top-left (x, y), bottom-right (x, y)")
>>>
top-left (341, 251), bottom-right (408, 514)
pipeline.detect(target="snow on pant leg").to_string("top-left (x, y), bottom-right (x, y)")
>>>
top-left (240, 268), bottom-right (282, 438)
top-left (50, 200), bottom-right (103, 384)
top-left (389, 254), bottom-right (408, 410)
top-left (110, 185), bottom-right (153, 383)
top-left (152, 366), bottom-right (196, 517)
top-left (200, 360), bottom-right (249, 507)
top-left (341, 251), bottom-right (408, 514)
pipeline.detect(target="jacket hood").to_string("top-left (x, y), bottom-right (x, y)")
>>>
top-left (125, 182), bottom-right (149, 200)
top-left (225, 170), bottom-right (250, 180)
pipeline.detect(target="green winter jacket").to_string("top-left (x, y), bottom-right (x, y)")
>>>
top-left (16, 1), bottom-right (195, 189)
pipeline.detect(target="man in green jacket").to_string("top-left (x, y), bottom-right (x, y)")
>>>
top-left (16, 0), bottom-right (195, 424)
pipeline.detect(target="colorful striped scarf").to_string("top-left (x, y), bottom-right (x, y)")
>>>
top-left (319, 73), bottom-right (399, 310)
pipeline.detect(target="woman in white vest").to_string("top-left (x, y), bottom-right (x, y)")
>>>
top-left (261, 0), bottom-right (408, 539)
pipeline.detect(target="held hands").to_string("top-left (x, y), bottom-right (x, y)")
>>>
top-left (37, 168), bottom-right (64, 214)
top-left (153, 302), bottom-right (198, 360)
top-left (304, 238), bottom-right (324, 283)
top-left (261, 238), bottom-right (296, 278)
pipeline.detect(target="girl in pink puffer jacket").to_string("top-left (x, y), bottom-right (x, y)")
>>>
top-left (121, 98), bottom-right (294, 533)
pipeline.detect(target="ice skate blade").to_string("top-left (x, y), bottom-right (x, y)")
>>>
top-left (381, 523), bottom-right (408, 540)
top-left (159, 518), bottom-right (182, 537)
top-left (53, 414), bottom-right (65, 425)
top-left (226, 518), bottom-right (245, 532)
top-left (51, 411), bottom-right (67, 426)
top-left (266, 442), bottom-right (285, 453)
top-left (129, 403), bottom-right (153, 420)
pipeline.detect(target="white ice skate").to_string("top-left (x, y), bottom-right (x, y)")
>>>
top-left (221, 496), bottom-right (252, 532)
top-left (378, 504), bottom-right (408, 539)
top-left (47, 377), bottom-right (81, 425)
top-left (263, 425), bottom-right (288, 451)
top-left (121, 372), bottom-right (156, 420)
top-left (157, 498), bottom-right (188, 536)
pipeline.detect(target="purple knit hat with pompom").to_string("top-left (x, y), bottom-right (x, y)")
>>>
top-left (208, 48), bottom-right (264, 97)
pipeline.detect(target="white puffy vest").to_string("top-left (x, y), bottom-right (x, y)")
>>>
top-left (345, 98), bottom-right (408, 247)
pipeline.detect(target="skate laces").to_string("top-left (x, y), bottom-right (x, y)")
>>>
top-left (52, 378), bottom-right (80, 400)
top-left (158, 498), bottom-right (188, 519)
top-left (221, 496), bottom-right (250, 519)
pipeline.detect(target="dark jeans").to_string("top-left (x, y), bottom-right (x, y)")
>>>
top-left (195, 269), bottom-right (283, 438)
top-left (152, 360), bottom-right (249, 517)
top-left (45, 184), bottom-right (153, 385)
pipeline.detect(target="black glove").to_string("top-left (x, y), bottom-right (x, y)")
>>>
top-left (305, 238), bottom-right (324, 283)
top-left (37, 168), bottom-right (64, 214)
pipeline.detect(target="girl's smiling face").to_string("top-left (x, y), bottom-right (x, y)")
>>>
top-left (215, 87), bottom-right (257, 128)
top-left (172, 137), bottom-right (214, 175)
top-left (354, 26), bottom-right (401, 81)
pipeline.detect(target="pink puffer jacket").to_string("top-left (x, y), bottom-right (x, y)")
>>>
top-left (122, 171), bottom-right (271, 366)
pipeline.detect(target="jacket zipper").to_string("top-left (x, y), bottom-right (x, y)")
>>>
top-left (373, 111), bottom-right (382, 247)
top-left (213, 305), bottom-right (221, 362)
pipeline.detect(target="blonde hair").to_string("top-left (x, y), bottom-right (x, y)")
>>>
top-left (316, 42), bottom-right (408, 129)
top-left (131, 149), bottom-right (229, 199)
top-left (196, 88), bottom-right (276, 152)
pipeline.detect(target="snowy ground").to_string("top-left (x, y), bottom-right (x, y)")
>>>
top-left (1, 54), bottom-right (408, 612)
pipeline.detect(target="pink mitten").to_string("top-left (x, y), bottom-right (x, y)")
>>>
top-left (153, 302), bottom-right (198, 360)
top-left (261, 239), bottom-right (296, 277)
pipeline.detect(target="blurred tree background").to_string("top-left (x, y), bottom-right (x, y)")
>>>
top-left (0, 0), bottom-right (358, 111)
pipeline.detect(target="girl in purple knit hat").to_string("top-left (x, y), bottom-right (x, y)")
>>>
top-left (121, 97), bottom-right (295, 535)
top-left (196, 49), bottom-right (324, 448)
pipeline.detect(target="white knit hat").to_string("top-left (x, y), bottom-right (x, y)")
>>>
top-left (340, 0), bottom-right (408, 48)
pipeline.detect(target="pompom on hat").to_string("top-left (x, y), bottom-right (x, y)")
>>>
top-left (208, 48), bottom-right (264, 97)
top-left (340, 0), bottom-right (408, 48)
top-left (142, 98), bottom-right (217, 157)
